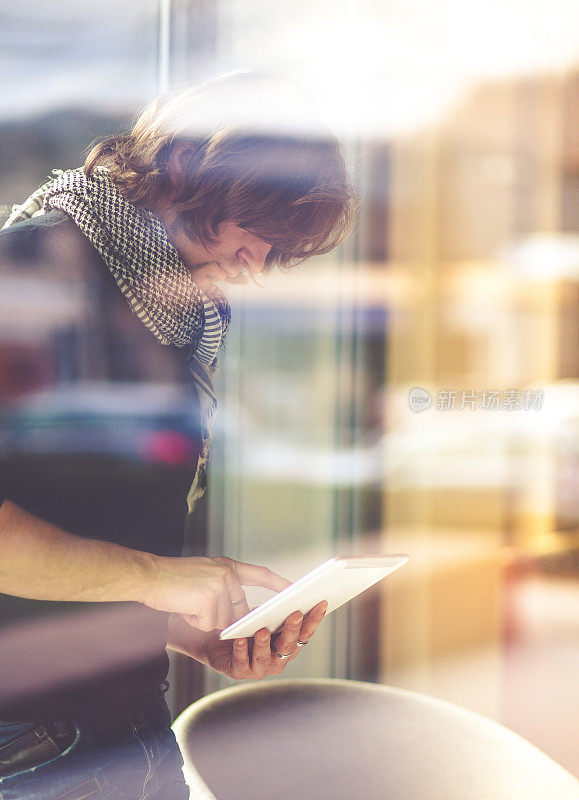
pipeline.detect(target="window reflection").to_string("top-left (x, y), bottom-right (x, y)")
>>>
top-left (0, 0), bottom-right (577, 776)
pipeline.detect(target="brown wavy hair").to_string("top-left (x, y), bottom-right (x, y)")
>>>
top-left (84, 72), bottom-right (355, 271)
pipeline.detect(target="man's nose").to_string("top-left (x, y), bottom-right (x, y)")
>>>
top-left (238, 238), bottom-right (271, 274)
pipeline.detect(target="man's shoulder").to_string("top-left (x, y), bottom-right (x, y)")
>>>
top-left (1, 209), bottom-right (73, 236)
top-left (0, 210), bottom-right (98, 269)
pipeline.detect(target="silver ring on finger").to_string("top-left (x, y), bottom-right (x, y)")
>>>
top-left (296, 639), bottom-right (308, 648)
top-left (231, 593), bottom-right (247, 607)
top-left (271, 640), bottom-right (296, 660)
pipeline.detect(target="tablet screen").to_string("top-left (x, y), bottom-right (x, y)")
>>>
top-left (220, 555), bottom-right (408, 640)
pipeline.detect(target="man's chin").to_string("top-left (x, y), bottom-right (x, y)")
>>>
top-left (224, 273), bottom-right (249, 285)
top-left (191, 273), bottom-right (220, 292)
top-left (191, 276), bottom-right (211, 291)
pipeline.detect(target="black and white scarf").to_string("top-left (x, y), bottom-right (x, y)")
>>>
top-left (3, 167), bottom-right (229, 511)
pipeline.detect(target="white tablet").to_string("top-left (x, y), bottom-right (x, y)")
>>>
top-left (219, 555), bottom-right (409, 640)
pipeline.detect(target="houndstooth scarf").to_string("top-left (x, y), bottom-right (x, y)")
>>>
top-left (3, 167), bottom-right (229, 510)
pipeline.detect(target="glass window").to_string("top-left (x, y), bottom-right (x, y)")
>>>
top-left (1, 0), bottom-right (577, 776)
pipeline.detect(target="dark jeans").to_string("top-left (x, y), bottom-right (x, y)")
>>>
top-left (0, 691), bottom-right (190, 799)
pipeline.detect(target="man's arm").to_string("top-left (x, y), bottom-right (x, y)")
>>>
top-left (0, 499), bottom-right (327, 680)
top-left (0, 500), bottom-right (150, 603)
top-left (0, 500), bottom-right (288, 630)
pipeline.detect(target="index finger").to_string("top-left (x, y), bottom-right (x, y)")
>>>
top-left (231, 561), bottom-right (291, 593)
top-left (216, 560), bottom-right (251, 620)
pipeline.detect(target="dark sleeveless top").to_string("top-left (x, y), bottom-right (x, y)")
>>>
top-left (0, 210), bottom-right (201, 722)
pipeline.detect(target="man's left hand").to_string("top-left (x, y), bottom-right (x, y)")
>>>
top-left (190, 601), bottom-right (328, 680)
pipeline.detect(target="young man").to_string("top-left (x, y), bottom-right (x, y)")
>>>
top-left (0, 72), bottom-right (353, 798)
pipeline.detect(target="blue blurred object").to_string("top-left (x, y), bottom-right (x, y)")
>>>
top-left (0, 382), bottom-right (202, 466)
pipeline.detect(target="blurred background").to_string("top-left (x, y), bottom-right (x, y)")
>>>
top-left (0, 0), bottom-right (577, 775)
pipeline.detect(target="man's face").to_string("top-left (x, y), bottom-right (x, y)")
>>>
top-left (170, 219), bottom-right (272, 293)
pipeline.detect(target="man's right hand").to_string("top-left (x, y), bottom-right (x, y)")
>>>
top-left (0, 501), bottom-right (289, 632)
top-left (140, 555), bottom-right (291, 631)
